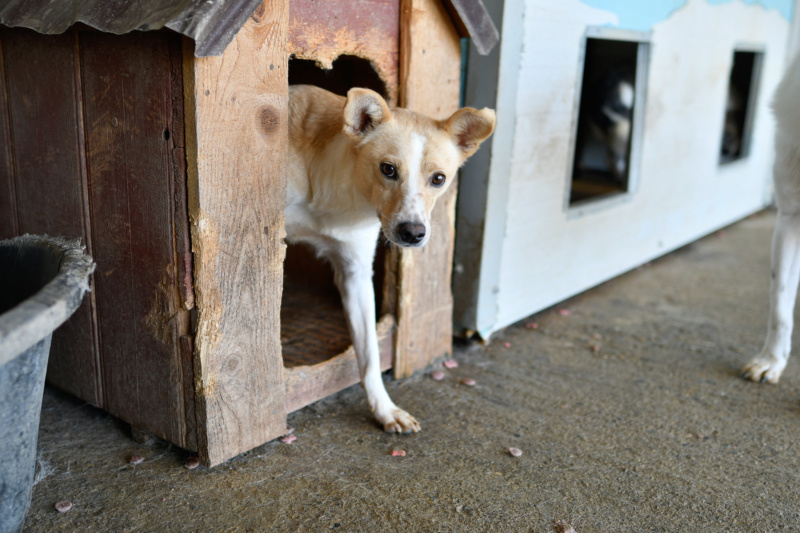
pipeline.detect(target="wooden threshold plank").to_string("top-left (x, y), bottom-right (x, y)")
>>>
top-left (285, 315), bottom-right (395, 413)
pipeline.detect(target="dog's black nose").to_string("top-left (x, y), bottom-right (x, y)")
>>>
top-left (398, 222), bottom-right (426, 245)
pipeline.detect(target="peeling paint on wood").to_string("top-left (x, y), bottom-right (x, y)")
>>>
top-left (289, 0), bottom-right (400, 104)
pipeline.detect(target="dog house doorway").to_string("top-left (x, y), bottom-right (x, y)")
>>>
top-left (281, 55), bottom-right (392, 376)
top-left (568, 29), bottom-right (650, 207)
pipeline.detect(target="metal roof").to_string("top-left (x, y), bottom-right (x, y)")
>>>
top-left (0, 0), bottom-right (263, 56)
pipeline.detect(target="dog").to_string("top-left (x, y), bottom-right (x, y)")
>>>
top-left (577, 64), bottom-right (635, 183)
top-left (286, 85), bottom-right (495, 431)
top-left (743, 53), bottom-right (800, 383)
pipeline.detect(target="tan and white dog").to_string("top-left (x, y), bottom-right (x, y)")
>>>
top-left (743, 54), bottom-right (800, 383)
top-left (286, 85), bottom-right (495, 432)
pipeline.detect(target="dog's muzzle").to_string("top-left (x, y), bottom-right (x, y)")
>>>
top-left (397, 222), bottom-right (426, 246)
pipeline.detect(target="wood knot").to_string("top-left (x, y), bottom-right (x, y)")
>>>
top-left (251, 3), bottom-right (266, 22)
top-left (258, 106), bottom-right (280, 135)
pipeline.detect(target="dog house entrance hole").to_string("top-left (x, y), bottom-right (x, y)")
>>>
top-left (282, 56), bottom-right (389, 370)
top-left (569, 36), bottom-right (648, 205)
top-left (720, 50), bottom-right (763, 164)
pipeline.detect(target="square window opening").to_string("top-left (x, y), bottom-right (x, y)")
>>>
top-left (570, 37), bottom-right (645, 205)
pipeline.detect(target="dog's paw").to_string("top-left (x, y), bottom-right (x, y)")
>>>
top-left (742, 353), bottom-right (786, 384)
top-left (376, 408), bottom-right (421, 434)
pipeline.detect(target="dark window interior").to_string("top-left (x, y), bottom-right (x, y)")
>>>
top-left (570, 38), bottom-right (640, 205)
top-left (720, 50), bottom-right (761, 163)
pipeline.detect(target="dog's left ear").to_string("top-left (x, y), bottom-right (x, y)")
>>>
top-left (444, 107), bottom-right (496, 160)
top-left (343, 88), bottom-right (393, 139)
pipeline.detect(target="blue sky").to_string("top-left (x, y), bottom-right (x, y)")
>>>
top-left (580, 0), bottom-right (794, 31)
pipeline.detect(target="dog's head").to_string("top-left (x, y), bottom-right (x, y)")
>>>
top-left (342, 88), bottom-right (495, 248)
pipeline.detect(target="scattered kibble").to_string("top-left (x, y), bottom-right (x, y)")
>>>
top-left (280, 434), bottom-right (297, 444)
top-left (558, 309), bottom-right (571, 316)
top-left (525, 322), bottom-right (539, 329)
top-left (443, 359), bottom-right (458, 369)
top-left (553, 519), bottom-right (577, 533)
top-left (459, 378), bottom-right (476, 386)
top-left (54, 501), bottom-right (72, 513)
top-left (431, 370), bottom-right (445, 381)
top-left (184, 456), bottom-right (200, 469)
top-left (390, 449), bottom-right (406, 457)
top-left (129, 455), bottom-right (144, 465)
top-left (508, 447), bottom-right (523, 457)
top-left (554, 520), bottom-right (577, 533)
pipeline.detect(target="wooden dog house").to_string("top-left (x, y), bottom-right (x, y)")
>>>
top-left (0, 0), bottom-right (497, 466)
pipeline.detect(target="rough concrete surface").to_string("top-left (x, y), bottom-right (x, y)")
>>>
top-left (22, 210), bottom-right (800, 532)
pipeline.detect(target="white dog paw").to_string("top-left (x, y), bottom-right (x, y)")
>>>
top-left (742, 354), bottom-right (786, 384)
top-left (376, 407), bottom-right (421, 434)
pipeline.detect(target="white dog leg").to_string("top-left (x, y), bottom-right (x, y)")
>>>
top-left (744, 211), bottom-right (800, 383)
top-left (331, 251), bottom-right (420, 433)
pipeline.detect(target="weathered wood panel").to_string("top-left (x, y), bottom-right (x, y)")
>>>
top-left (394, 0), bottom-right (461, 378)
top-left (1, 28), bottom-right (101, 405)
top-left (0, 34), bottom-right (17, 239)
top-left (80, 31), bottom-right (190, 447)
top-left (184, 0), bottom-right (290, 466)
top-left (288, 0), bottom-right (400, 104)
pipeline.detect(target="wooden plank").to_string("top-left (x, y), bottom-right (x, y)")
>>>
top-left (168, 35), bottom-right (195, 312)
top-left (288, 0), bottom-right (400, 104)
top-left (0, 33), bottom-right (17, 239)
top-left (1, 28), bottom-right (102, 405)
top-left (285, 315), bottom-right (395, 413)
top-left (394, 0), bottom-right (461, 378)
top-left (80, 30), bottom-right (190, 447)
top-left (183, 0), bottom-right (290, 466)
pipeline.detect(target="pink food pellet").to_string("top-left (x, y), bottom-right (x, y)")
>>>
top-left (443, 359), bottom-right (458, 369)
top-left (129, 455), bottom-right (144, 465)
top-left (525, 322), bottom-right (539, 329)
top-left (431, 370), bottom-right (445, 381)
top-left (54, 501), bottom-right (72, 513)
top-left (558, 309), bottom-right (571, 316)
top-left (590, 344), bottom-right (600, 353)
top-left (508, 447), bottom-right (523, 457)
top-left (184, 456), bottom-right (200, 469)
top-left (503, 342), bottom-right (511, 348)
top-left (460, 378), bottom-right (476, 386)
top-left (280, 434), bottom-right (297, 444)
top-left (390, 449), bottom-right (406, 457)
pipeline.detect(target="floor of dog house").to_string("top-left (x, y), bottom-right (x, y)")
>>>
top-left (281, 281), bottom-right (352, 367)
top-left (24, 208), bottom-right (800, 532)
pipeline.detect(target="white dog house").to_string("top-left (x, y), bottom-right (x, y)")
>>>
top-left (454, 0), bottom-right (799, 338)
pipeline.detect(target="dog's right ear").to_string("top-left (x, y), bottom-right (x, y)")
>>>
top-left (343, 88), bottom-right (393, 139)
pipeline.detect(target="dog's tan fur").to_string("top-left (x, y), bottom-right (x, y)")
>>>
top-left (286, 85), bottom-right (495, 432)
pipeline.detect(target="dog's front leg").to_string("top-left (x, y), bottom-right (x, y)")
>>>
top-left (744, 211), bottom-right (800, 383)
top-left (331, 248), bottom-right (420, 433)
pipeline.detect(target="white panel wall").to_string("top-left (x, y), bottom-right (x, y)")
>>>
top-left (456, 0), bottom-right (793, 337)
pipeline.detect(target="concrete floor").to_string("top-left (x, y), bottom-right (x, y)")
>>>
top-left (22, 209), bottom-right (800, 532)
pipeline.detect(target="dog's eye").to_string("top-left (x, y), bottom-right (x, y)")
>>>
top-left (380, 163), bottom-right (397, 179)
top-left (431, 172), bottom-right (446, 187)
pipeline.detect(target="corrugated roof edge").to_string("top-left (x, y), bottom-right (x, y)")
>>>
top-left (0, 0), bottom-right (263, 57)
